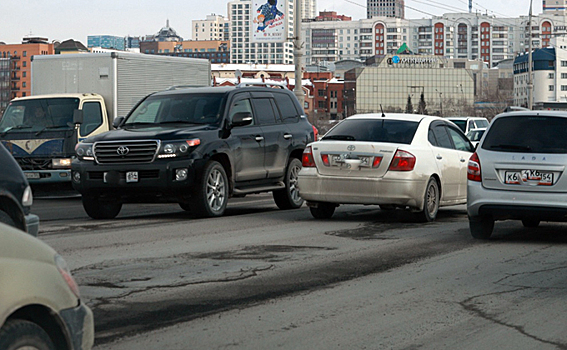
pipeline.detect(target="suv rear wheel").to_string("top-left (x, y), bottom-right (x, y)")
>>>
top-left (469, 215), bottom-right (494, 239)
top-left (309, 202), bottom-right (336, 219)
top-left (191, 161), bottom-right (228, 218)
top-left (273, 158), bottom-right (304, 210)
top-left (82, 195), bottom-right (122, 219)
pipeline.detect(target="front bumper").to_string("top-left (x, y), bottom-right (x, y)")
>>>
top-left (24, 213), bottom-right (39, 237)
top-left (71, 158), bottom-right (203, 202)
top-left (59, 302), bottom-right (94, 350)
top-left (467, 180), bottom-right (567, 220)
top-left (24, 170), bottom-right (71, 184)
top-left (298, 168), bottom-right (427, 209)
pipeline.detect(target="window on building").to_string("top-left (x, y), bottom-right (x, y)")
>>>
top-left (550, 85), bottom-right (555, 91)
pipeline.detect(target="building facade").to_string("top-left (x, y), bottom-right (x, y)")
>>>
top-left (301, 0), bottom-right (317, 20)
top-left (141, 40), bottom-right (230, 63)
top-left (367, 0), bottom-right (404, 19)
top-left (193, 14), bottom-right (230, 41)
top-left (87, 35), bottom-right (126, 50)
top-left (0, 58), bottom-right (11, 112)
top-left (227, 0), bottom-right (294, 64)
top-left (0, 37), bottom-right (54, 99)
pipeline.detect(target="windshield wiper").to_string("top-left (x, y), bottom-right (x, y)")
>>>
top-left (0, 125), bottom-right (32, 136)
top-left (322, 135), bottom-right (356, 141)
top-left (489, 144), bottom-right (532, 151)
top-left (158, 120), bottom-right (200, 125)
top-left (35, 125), bottom-right (71, 136)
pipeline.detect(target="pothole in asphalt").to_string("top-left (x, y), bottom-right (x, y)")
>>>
top-left (326, 222), bottom-right (421, 240)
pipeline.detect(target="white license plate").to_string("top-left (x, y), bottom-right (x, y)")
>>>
top-left (126, 171), bottom-right (139, 183)
top-left (25, 172), bottom-right (40, 179)
top-left (505, 170), bottom-right (553, 185)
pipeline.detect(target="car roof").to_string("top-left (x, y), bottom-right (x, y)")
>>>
top-left (493, 110), bottom-right (567, 119)
top-left (151, 85), bottom-right (293, 97)
top-left (348, 113), bottom-right (443, 123)
top-left (447, 116), bottom-right (486, 121)
top-left (468, 128), bottom-right (486, 132)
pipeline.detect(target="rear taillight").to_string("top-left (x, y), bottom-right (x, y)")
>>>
top-left (321, 154), bottom-right (330, 166)
top-left (468, 152), bottom-right (481, 182)
top-left (372, 156), bottom-right (383, 168)
top-left (388, 150), bottom-right (416, 171)
top-left (312, 126), bottom-right (319, 141)
top-left (302, 146), bottom-right (316, 167)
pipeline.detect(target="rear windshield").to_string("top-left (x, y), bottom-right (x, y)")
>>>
top-left (449, 119), bottom-right (466, 132)
top-left (322, 119), bottom-right (419, 144)
top-left (482, 115), bottom-right (567, 153)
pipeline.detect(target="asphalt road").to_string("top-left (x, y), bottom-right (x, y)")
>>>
top-left (34, 196), bottom-right (567, 350)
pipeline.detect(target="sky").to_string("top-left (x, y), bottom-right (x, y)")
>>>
top-left (0, 0), bottom-right (543, 45)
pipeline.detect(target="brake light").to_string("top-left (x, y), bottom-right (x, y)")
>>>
top-left (321, 154), bottom-right (330, 166)
top-left (468, 152), bottom-right (481, 182)
top-left (388, 150), bottom-right (416, 171)
top-left (312, 125), bottom-right (319, 141)
top-left (302, 146), bottom-right (316, 167)
top-left (372, 156), bottom-right (383, 168)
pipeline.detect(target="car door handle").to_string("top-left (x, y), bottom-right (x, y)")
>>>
top-left (283, 133), bottom-right (293, 140)
top-left (436, 155), bottom-right (443, 160)
top-left (255, 136), bottom-right (264, 142)
top-left (460, 158), bottom-right (466, 162)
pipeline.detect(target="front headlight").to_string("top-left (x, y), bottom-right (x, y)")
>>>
top-left (54, 254), bottom-right (81, 299)
top-left (158, 139), bottom-right (200, 159)
top-left (75, 143), bottom-right (94, 160)
top-left (22, 185), bottom-right (33, 207)
top-left (52, 158), bottom-right (72, 169)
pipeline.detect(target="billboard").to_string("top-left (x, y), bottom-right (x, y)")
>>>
top-left (251, 0), bottom-right (288, 43)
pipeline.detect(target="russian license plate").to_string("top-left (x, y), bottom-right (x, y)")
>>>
top-left (25, 172), bottom-right (40, 179)
top-left (126, 171), bottom-right (139, 183)
top-left (505, 170), bottom-right (553, 185)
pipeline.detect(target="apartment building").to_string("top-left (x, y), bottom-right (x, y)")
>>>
top-left (0, 37), bottom-right (54, 99)
top-left (367, 0), bottom-right (404, 19)
top-left (193, 14), bottom-right (230, 41)
top-left (140, 40), bottom-right (230, 63)
top-left (87, 35), bottom-right (126, 50)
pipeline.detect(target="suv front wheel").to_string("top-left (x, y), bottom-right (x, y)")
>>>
top-left (273, 158), bottom-right (304, 210)
top-left (191, 161), bottom-right (228, 218)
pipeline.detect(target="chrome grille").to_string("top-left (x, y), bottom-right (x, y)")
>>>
top-left (94, 140), bottom-right (160, 164)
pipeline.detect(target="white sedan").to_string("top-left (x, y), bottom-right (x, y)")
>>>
top-left (298, 113), bottom-right (474, 221)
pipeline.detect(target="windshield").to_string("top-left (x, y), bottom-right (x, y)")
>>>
top-left (482, 115), bottom-right (567, 153)
top-left (124, 93), bottom-right (225, 127)
top-left (449, 119), bottom-right (466, 132)
top-left (0, 98), bottom-right (79, 133)
top-left (322, 119), bottom-right (418, 144)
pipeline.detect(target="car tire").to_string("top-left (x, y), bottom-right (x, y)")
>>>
top-left (273, 158), bottom-right (304, 210)
top-left (309, 202), bottom-right (336, 219)
top-left (0, 319), bottom-right (55, 350)
top-left (82, 195), bottom-right (122, 219)
top-left (190, 161), bottom-right (228, 218)
top-left (179, 202), bottom-right (191, 212)
top-left (522, 218), bottom-right (540, 228)
top-left (469, 215), bottom-right (494, 239)
top-left (0, 210), bottom-right (16, 228)
top-left (416, 177), bottom-right (439, 222)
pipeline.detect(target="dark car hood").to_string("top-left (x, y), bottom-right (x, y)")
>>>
top-left (84, 125), bottom-right (216, 143)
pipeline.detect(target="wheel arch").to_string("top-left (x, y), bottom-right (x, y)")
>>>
top-left (0, 194), bottom-right (25, 232)
top-left (209, 153), bottom-right (233, 194)
top-left (7, 304), bottom-right (70, 350)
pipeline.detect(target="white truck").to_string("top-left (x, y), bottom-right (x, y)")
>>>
top-left (0, 52), bottom-right (211, 187)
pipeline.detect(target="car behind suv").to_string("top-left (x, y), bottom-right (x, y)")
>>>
top-left (467, 111), bottom-right (567, 238)
top-left (0, 143), bottom-right (39, 236)
top-left (448, 116), bottom-right (489, 135)
top-left (72, 85), bottom-right (316, 218)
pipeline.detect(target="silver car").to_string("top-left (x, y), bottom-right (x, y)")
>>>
top-left (298, 113), bottom-right (474, 221)
top-left (467, 111), bottom-right (567, 239)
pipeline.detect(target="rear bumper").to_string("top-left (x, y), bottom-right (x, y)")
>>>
top-left (298, 168), bottom-right (427, 209)
top-left (467, 180), bottom-right (567, 220)
top-left (59, 303), bottom-right (94, 350)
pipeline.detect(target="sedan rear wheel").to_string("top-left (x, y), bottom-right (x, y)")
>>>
top-left (416, 178), bottom-right (439, 222)
top-left (469, 215), bottom-right (494, 239)
top-left (309, 202), bottom-right (336, 219)
top-left (522, 218), bottom-right (540, 228)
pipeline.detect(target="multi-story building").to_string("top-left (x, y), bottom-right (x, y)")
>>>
top-left (543, 0), bottom-right (567, 15)
top-left (227, 0), bottom-right (294, 64)
top-left (367, 0), bottom-right (404, 19)
top-left (141, 40), bottom-right (230, 63)
top-left (0, 58), bottom-right (11, 112)
top-left (145, 20), bottom-right (184, 42)
top-left (301, 0), bottom-right (317, 20)
top-left (0, 37), bottom-right (54, 99)
top-left (87, 35), bottom-right (126, 50)
top-left (193, 14), bottom-right (230, 41)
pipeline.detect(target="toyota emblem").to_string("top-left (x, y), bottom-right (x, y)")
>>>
top-left (117, 146), bottom-right (129, 156)
top-left (347, 145), bottom-right (356, 151)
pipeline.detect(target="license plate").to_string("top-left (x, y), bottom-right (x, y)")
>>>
top-left (126, 171), bottom-right (139, 183)
top-left (25, 172), bottom-right (40, 179)
top-left (505, 170), bottom-right (553, 185)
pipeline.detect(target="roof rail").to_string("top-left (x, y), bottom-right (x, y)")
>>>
top-left (165, 85), bottom-right (203, 91)
top-left (235, 82), bottom-right (288, 89)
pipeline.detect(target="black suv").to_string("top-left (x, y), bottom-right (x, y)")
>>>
top-left (71, 85), bottom-right (316, 219)
top-left (0, 143), bottom-right (39, 235)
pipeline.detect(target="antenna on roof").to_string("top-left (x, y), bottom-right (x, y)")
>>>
top-left (380, 104), bottom-right (385, 118)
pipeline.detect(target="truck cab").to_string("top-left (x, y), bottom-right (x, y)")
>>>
top-left (0, 93), bottom-right (110, 185)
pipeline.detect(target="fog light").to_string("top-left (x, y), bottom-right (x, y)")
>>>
top-left (72, 171), bottom-right (81, 183)
top-left (175, 168), bottom-right (188, 181)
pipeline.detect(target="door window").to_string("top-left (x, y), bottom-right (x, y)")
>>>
top-left (80, 102), bottom-right (103, 136)
top-left (274, 93), bottom-right (299, 123)
top-left (229, 98), bottom-right (254, 125)
top-left (431, 124), bottom-right (453, 149)
top-left (447, 127), bottom-right (473, 152)
top-left (251, 98), bottom-right (277, 125)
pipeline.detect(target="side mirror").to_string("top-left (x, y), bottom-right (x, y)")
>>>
top-left (113, 116), bottom-right (125, 129)
top-left (73, 109), bottom-right (83, 125)
top-left (231, 112), bottom-right (253, 127)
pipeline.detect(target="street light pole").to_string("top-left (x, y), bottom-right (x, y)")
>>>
top-left (528, 0), bottom-right (534, 110)
top-left (293, 0), bottom-right (304, 109)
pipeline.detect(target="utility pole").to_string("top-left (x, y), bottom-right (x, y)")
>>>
top-left (528, 0), bottom-right (534, 110)
top-left (293, 0), bottom-right (305, 109)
